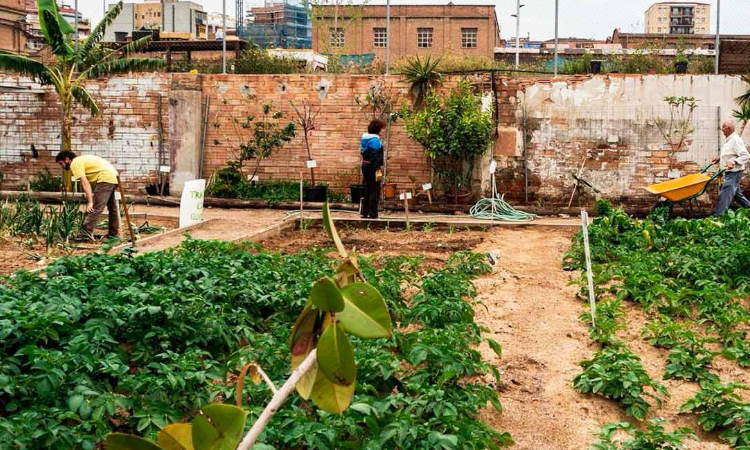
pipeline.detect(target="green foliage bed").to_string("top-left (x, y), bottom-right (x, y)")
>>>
top-left (0, 239), bottom-right (509, 449)
top-left (566, 201), bottom-right (750, 448)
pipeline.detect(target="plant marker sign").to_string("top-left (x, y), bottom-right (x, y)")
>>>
top-left (306, 160), bottom-right (318, 169)
top-left (179, 179), bottom-right (206, 228)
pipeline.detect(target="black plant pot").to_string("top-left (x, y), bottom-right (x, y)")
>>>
top-left (675, 61), bottom-right (688, 74)
top-left (590, 60), bottom-right (603, 74)
top-left (303, 185), bottom-right (328, 202)
top-left (350, 184), bottom-right (366, 204)
top-left (145, 182), bottom-right (169, 196)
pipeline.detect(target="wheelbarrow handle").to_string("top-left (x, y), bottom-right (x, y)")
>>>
top-left (700, 162), bottom-right (718, 173)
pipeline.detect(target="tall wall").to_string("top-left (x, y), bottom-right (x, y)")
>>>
top-left (0, 72), bottom-right (747, 205)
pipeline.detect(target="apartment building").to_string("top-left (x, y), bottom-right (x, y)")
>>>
top-left (311, 4), bottom-right (500, 61)
top-left (0, 0), bottom-right (26, 53)
top-left (103, 0), bottom-right (207, 41)
top-left (644, 2), bottom-right (710, 34)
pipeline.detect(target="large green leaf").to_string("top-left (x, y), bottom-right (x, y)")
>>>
top-left (158, 423), bottom-right (193, 450)
top-left (309, 277), bottom-right (344, 312)
top-left (191, 404), bottom-right (247, 450)
top-left (290, 303), bottom-right (319, 398)
top-left (322, 201), bottom-right (347, 257)
top-left (71, 86), bottom-right (100, 116)
top-left (37, 0), bottom-right (73, 56)
top-left (333, 256), bottom-right (363, 287)
top-left (0, 52), bottom-right (51, 84)
top-left (103, 433), bottom-right (162, 450)
top-left (316, 322), bottom-right (356, 386)
top-left (338, 283), bottom-right (392, 338)
top-left (310, 369), bottom-right (355, 414)
top-left (81, 0), bottom-right (124, 58)
top-left (86, 57), bottom-right (164, 79)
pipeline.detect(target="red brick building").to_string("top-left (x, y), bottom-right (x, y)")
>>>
top-left (0, 0), bottom-right (26, 54)
top-left (311, 4), bottom-right (500, 61)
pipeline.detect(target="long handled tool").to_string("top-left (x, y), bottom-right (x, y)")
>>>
top-left (116, 176), bottom-right (137, 245)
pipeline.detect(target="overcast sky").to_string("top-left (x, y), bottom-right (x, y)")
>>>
top-left (71, 0), bottom-right (749, 41)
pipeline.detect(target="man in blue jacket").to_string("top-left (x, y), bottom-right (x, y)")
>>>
top-left (360, 119), bottom-right (386, 218)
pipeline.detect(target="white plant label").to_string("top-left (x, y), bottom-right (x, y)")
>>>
top-left (399, 192), bottom-right (413, 200)
top-left (489, 160), bottom-right (498, 174)
top-left (114, 192), bottom-right (121, 200)
top-left (179, 179), bottom-right (206, 228)
top-left (422, 183), bottom-right (432, 191)
top-left (159, 165), bottom-right (171, 173)
top-left (306, 160), bottom-right (318, 168)
top-left (248, 175), bottom-right (259, 182)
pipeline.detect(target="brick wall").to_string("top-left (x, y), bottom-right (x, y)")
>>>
top-left (1, 72), bottom-right (748, 206)
top-left (0, 73), bottom-right (169, 191)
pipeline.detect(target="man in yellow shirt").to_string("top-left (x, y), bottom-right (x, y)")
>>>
top-left (55, 151), bottom-right (120, 240)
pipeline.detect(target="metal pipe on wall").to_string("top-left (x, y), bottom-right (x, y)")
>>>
top-left (385, 0), bottom-right (390, 74)
top-left (514, 0), bottom-right (521, 69)
top-left (714, 0), bottom-right (720, 74)
top-left (222, 0), bottom-right (227, 74)
top-left (553, 0), bottom-right (559, 76)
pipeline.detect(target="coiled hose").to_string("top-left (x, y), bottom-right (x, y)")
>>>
top-left (469, 195), bottom-right (537, 221)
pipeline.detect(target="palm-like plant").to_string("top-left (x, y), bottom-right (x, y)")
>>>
top-left (733, 102), bottom-right (750, 136)
top-left (736, 73), bottom-right (750, 109)
top-left (399, 55), bottom-right (442, 108)
top-left (0, 0), bottom-right (163, 154)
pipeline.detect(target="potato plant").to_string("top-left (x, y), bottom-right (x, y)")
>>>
top-left (1, 205), bottom-right (509, 449)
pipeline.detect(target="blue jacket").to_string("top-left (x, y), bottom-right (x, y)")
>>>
top-left (360, 133), bottom-right (383, 168)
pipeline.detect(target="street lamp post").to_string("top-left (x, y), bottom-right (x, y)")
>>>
top-left (222, 0), bottom-right (227, 74)
top-left (385, 0), bottom-right (390, 74)
top-left (554, 0), bottom-right (559, 76)
top-left (511, 0), bottom-right (524, 70)
top-left (714, 0), bottom-right (720, 74)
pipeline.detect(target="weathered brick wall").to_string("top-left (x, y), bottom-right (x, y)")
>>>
top-left (1, 72), bottom-right (748, 205)
top-left (0, 73), bottom-right (168, 191)
top-left (491, 74), bottom-right (750, 205)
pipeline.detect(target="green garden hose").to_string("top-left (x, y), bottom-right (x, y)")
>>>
top-left (469, 195), bottom-right (537, 221)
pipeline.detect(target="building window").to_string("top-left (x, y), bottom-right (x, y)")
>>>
top-left (329, 27), bottom-right (344, 48)
top-left (417, 27), bottom-right (433, 48)
top-left (373, 27), bottom-right (387, 48)
top-left (461, 28), bottom-right (477, 48)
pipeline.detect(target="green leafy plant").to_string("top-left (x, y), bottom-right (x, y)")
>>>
top-left (654, 96), bottom-right (698, 152)
top-left (235, 104), bottom-right (296, 181)
top-left (234, 43), bottom-right (300, 74)
top-left (29, 168), bottom-right (62, 192)
top-left (402, 81), bottom-right (493, 202)
top-left (591, 418), bottom-right (694, 450)
top-left (573, 344), bottom-right (667, 420)
top-left (681, 380), bottom-right (750, 447)
top-left (732, 102), bottom-right (750, 136)
top-left (399, 55), bottom-right (442, 108)
top-left (290, 100), bottom-right (320, 186)
top-left (0, 0), bottom-right (163, 160)
top-left (580, 298), bottom-right (624, 344)
top-left (663, 336), bottom-right (717, 382)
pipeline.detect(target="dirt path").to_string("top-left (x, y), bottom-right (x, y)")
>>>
top-left (473, 226), bottom-right (730, 450)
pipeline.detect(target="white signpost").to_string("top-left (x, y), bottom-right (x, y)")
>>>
top-left (179, 179), bottom-right (206, 228)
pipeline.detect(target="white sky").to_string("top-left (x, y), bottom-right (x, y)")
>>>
top-left (67, 0), bottom-right (750, 41)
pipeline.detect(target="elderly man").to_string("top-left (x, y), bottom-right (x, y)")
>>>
top-left (712, 119), bottom-right (750, 216)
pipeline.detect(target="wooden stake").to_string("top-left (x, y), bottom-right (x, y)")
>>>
top-left (403, 196), bottom-right (410, 228)
top-left (117, 177), bottom-right (137, 245)
top-left (299, 171), bottom-right (303, 220)
top-left (580, 210), bottom-right (596, 328)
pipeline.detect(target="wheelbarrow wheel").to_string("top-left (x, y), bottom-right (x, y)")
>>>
top-left (650, 200), bottom-right (674, 220)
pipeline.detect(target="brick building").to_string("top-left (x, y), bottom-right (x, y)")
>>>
top-left (644, 2), bottom-right (710, 35)
top-left (103, 0), bottom-right (207, 42)
top-left (609, 28), bottom-right (750, 50)
top-left (0, 0), bottom-right (26, 53)
top-left (311, 4), bottom-right (500, 61)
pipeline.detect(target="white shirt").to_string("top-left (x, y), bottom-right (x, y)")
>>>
top-left (720, 132), bottom-right (750, 172)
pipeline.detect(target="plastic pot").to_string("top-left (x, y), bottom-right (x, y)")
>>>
top-left (303, 185), bottom-right (328, 202)
top-left (675, 61), bottom-right (688, 74)
top-left (350, 184), bottom-right (366, 204)
top-left (590, 60), bottom-right (603, 74)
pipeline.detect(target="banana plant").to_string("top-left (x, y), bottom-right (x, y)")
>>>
top-left (0, 0), bottom-right (163, 165)
top-left (104, 202), bottom-right (393, 450)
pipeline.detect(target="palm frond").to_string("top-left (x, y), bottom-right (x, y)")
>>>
top-left (71, 85), bottom-right (100, 116)
top-left (80, 1), bottom-right (124, 60)
top-left (85, 57), bottom-right (164, 79)
top-left (399, 55), bottom-right (442, 108)
top-left (37, 0), bottom-right (73, 57)
top-left (0, 51), bottom-right (51, 84)
top-left (114, 35), bottom-right (153, 56)
top-left (736, 74), bottom-right (750, 107)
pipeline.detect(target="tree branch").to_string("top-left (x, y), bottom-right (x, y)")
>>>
top-left (236, 348), bottom-right (317, 450)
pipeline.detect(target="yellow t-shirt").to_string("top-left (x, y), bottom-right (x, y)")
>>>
top-left (70, 155), bottom-right (119, 185)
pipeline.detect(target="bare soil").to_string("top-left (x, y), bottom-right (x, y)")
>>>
top-left (262, 224), bottom-right (736, 449)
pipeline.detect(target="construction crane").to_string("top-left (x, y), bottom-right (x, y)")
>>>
top-left (235, 0), bottom-right (244, 37)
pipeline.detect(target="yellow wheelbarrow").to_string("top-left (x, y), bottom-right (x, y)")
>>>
top-left (645, 163), bottom-right (724, 217)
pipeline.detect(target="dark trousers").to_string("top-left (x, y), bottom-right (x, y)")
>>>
top-left (361, 165), bottom-right (381, 218)
top-left (82, 182), bottom-right (120, 237)
top-left (714, 171), bottom-right (750, 216)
